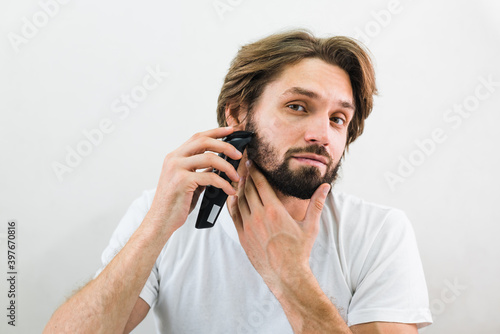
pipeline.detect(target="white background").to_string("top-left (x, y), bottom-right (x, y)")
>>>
top-left (1, 0), bottom-right (499, 333)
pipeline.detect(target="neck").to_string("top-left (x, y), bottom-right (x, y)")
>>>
top-left (275, 191), bottom-right (310, 221)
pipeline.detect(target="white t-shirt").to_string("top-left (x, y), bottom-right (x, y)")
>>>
top-left (98, 189), bottom-right (433, 333)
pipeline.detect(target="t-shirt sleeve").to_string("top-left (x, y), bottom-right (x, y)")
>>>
top-left (347, 209), bottom-right (433, 329)
top-left (94, 189), bottom-right (159, 308)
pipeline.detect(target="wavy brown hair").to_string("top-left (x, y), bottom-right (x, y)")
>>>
top-left (216, 29), bottom-right (377, 149)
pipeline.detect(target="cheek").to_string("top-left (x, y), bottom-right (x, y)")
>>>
top-left (263, 115), bottom-right (284, 131)
top-left (258, 116), bottom-right (290, 143)
top-left (273, 115), bottom-right (305, 136)
top-left (329, 134), bottom-right (346, 162)
top-left (256, 117), bottom-right (290, 158)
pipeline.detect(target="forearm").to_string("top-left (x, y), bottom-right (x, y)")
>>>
top-left (273, 269), bottom-right (352, 334)
top-left (44, 214), bottom-right (172, 334)
top-left (44, 127), bottom-right (241, 333)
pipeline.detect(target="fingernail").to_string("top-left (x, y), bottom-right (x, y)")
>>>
top-left (323, 185), bottom-right (331, 195)
top-left (246, 160), bottom-right (252, 167)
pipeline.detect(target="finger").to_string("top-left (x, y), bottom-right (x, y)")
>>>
top-left (192, 172), bottom-right (236, 196)
top-left (237, 177), bottom-right (251, 218)
top-left (302, 183), bottom-right (330, 233)
top-left (180, 127), bottom-right (243, 160)
top-left (227, 195), bottom-right (244, 236)
top-left (191, 167), bottom-right (211, 203)
top-left (182, 153), bottom-right (240, 182)
top-left (246, 160), bottom-right (279, 205)
top-left (196, 126), bottom-right (236, 141)
top-left (183, 137), bottom-right (243, 161)
top-left (235, 154), bottom-right (249, 179)
top-left (244, 172), bottom-right (264, 210)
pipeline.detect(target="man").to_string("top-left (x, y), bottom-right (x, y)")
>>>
top-left (44, 30), bottom-right (432, 333)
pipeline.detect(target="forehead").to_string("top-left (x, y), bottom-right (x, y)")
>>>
top-left (262, 58), bottom-right (353, 105)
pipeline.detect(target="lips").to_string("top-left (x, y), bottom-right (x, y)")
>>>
top-left (291, 153), bottom-right (329, 166)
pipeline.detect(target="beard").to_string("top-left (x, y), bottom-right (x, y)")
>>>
top-left (245, 118), bottom-right (341, 200)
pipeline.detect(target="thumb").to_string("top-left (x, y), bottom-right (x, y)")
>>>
top-left (227, 195), bottom-right (244, 236)
top-left (303, 183), bottom-right (331, 233)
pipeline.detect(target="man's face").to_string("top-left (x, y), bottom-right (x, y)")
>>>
top-left (243, 58), bottom-right (354, 199)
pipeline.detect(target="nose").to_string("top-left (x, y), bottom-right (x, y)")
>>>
top-left (303, 113), bottom-right (330, 147)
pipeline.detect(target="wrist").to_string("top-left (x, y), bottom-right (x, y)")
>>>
top-left (270, 263), bottom-right (314, 300)
top-left (272, 269), bottom-right (347, 334)
top-left (141, 211), bottom-right (176, 246)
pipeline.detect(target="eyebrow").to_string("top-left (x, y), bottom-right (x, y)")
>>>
top-left (281, 86), bottom-right (355, 111)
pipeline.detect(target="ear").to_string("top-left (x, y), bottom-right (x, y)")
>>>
top-left (225, 103), bottom-right (248, 130)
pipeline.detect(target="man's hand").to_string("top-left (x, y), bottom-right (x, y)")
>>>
top-left (148, 126), bottom-right (242, 235)
top-left (227, 161), bottom-right (354, 334)
top-left (43, 126), bottom-right (244, 334)
top-left (227, 160), bottom-right (330, 294)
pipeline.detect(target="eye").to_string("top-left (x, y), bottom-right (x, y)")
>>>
top-left (287, 104), bottom-right (306, 112)
top-left (331, 117), bottom-right (345, 125)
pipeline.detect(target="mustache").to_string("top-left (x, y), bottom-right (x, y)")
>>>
top-left (244, 123), bottom-right (333, 167)
top-left (284, 145), bottom-right (333, 165)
